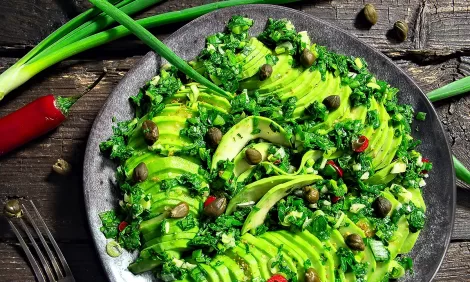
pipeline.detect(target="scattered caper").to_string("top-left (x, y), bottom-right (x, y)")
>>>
top-left (300, 48), bottom-right (316, 68)
top-left (206, 127), bottom-right (223, 148)
top-left (322, 95), bottom-right (341, 110)
top-left (245, 148), bottom-right (262, 165)
top-left (305, 268), bottom-right (321, 282)
top-left (204, 197), bottom-right (227, 217)
top-left (346, 233), bottom-right (365, 251)
top-left (363, 4), bottom-right (378, 25)
top-left (259, 64), bottom-right (273, 81)
top-left (303, 186), bottom-right (320, 204)
top-left (133, 162), bottom-right (148, 182)
top-left (52, 158), bottom-right (71, 175)
top-left (170, 202), bottom-right (189, 218)
top-left (394, 20), bottom-right (408, 42)
top-left (142, 120), bottom-right (159, 145)
top-left (373, 196), bottom-right (392, 218)
top-left (4, 199), bottom-right (22, 218)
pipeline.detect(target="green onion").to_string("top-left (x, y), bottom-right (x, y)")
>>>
top-left (0, 0), bottom-right (299, 100)
top-left (369, 239), bottom-right (390, 262)
top-left (89, 0), bottom-right (236, 99)
top-left (415, 111), bottom-right (426, 121)
top-left (454, 156), bottom-right (470, 185)
top-left (427, 76), bottom-right (470, 102)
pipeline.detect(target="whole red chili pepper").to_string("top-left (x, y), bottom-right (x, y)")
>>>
top-left (0, 71), bottom-right (105, 156)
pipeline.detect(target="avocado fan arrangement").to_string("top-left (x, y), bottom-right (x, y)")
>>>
top-left (91, 0), bottom-right (436, 280)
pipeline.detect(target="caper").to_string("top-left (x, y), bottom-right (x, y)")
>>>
top-left (346, 233), bottom-right (365, 251)
top-left (133, 162), bottom-right (148, 182)
top-left (52, 158), bottom-right (71, 175)
top-left (363, 4), bottom-right (378, 25)
top-left (170, 202), bottom-right (189, 218)
top-left (373, 196), bottom-right (392, 218)
top-left (4, 199), bottom-right (22, 218)
top-left (394, 20), bottom-right (408, 42)
top-left (204, 197), bottom-right (227, 217)
top-left (259, 64), bottom-right (273, 81)
top-left (245, 148), bottom-right (262, 165)
top-left (303, 186), bottom-right (320, 204)
top-left (300, 48), bottom-right (316, 68)
top-left (305, 268), bottom-right (321, 282)
top-left (322, 95), bottom-right (341, 110)
top-left (142, 120), bottom-right (159, 145)
top-left (206, 127), bottom-right (223, 148)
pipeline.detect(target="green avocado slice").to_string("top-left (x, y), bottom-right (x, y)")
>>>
top-left (375, 126), bottom-right (403, 170)
top-left (399, 188), bottom-right (425, 254)
top-left (128, 250), bottom-right (180, 274)
top-left (142, 221), bottom-right (199, 241)
top-left (239, 239), bottom-right (271, 279)
top-left (261, 233), bottom-right (306, 280)
top-left (233, 142), bottom-right (272, 176)
top-left (242, 175), bottom-right (322, 234)
top-left (227, 175), bottom-right (298, 214)
top-left (240, 48), bottom-right (271, 80)
top-left (210, 260), bottom-right (231, 282)
top-left (140, 239), bottom-right (192, 258)
top-left (143, 232), bottom-right (197, 248)
top-left (275, 68), bottom-right (322, 102)
top-left (256, 65), bottom-right (302, 94)
top-left (211, 116), bottom-right (291, 170)
top-left (366, 161), bottom-right (398, 185)
top-left (366, 102), bottom-right (390, 155)
top-left (293, 72), bottom-right (337, 113)
top-left (198, 264), bottom-right (219, 282)
top-left (239, 54), bottom-right (291, 90)
top-left (212, 255), bottom-right (246, 281)
top-left (371, 125), bottom-right (396, 169)
top-left (227, 245), bottom-right (262, 280)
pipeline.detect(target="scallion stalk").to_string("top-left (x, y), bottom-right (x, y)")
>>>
top-left (453, 156), bottom-right (470, 185)
top-left (427, 76), bottom-right (470, 102)
top-left (0, 0), bottom-right (299, 100)
top-left (89, 0), bottom-right (231, 98)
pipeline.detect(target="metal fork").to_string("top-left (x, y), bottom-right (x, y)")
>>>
top-left (6, 200), bottom-right (75, 282)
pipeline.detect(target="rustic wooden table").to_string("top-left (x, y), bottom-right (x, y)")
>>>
top-left (0, 0), bottom-right (469, 281)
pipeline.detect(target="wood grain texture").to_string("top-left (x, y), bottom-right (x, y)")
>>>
top-left (0, 0), bottom-right (469, 281)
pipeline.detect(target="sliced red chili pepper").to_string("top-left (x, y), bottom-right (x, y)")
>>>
top-left (267, 274), bottom-right (288, 282)
top-left (422, 157), bottom-right (429, 163)
top-left (273, 159), bottom-right (281, 165)
top-left (204, 196), bottom-right (217, 208)
top-left (352, 135), bottom-right (369, 153)
top-left (326, 160), bottom-right (343, 178)
top-left (331, 196), bottom-right (342, 204)
top-left (118, 221), bottom-right (129, 232)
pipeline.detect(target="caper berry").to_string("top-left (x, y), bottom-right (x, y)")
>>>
top-left (346, 233), bottom-right (365, 251)
top-left (133, 162), bottom-right (148, 182)
top-left (300, 48), bottom-right (316, 68)
top-left (322, 95), bottom-right (341, 110)
top-left (206, 127), bottom-right (223, 149)
top-left (204, 197), bottom-right (227, 217)
top-left (259, 64), bottom-right (273, 81)
top-left (303, 186), bottom-right (320, 204)
top-left (170, 202), bottom-right (189, 218)
top-left (373, 196), bottom-right (392, 218)
top-left (4, 199), bottom-right (22, 218)
top-left (305, 268), bottom-right (321, 282)
top-left (142, 120), bottom-right (159, 145)
top-left (394, 20), bottom-right (408, 42)
top-left (245, 148), bottom-right (262, 165)
top-left (52, 158), bottom-right (71, 175)
top-left (363, 4), bottom-right (378, 25)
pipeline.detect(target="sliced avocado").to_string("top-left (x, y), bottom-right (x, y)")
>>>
top-left (140, 239), bottom-right (192, 258)
top-left (240, 239), bottom-right (271, 279)
top-left (128, 250), bottom-right (180, 274)
top-left (366, 161), bottom-right (398, 185)
top-left (277, 68), bottom-right (322, 102)
top-left (212, 255), bottom-right (246, 281)
top-left (211, 116), bottom-right (291, 169)
top-left (142, 220), bottom-right (199, 241)
top-left (360, 98), bottom-right (379, 139)
top-left (227, 175), bottom-right (298, 214)
top-left (240, 48), bottom-right (271, 79)
top-left (366, 102), bottom-right (391, 156)
top-left (242, 233), bottom-right (297, 279)
top-left (375, 127), bottom-right (403, 170)
top-left (227, 245), bottom-right (262, 280)
top-left (150, 199), bottom-right (200, 216)
top-left (294, 150), bottom-right (323, 175)
top-left (257, 66), bottom-right (303, 94)
top-left (257, 236), bottom-right (300, 281)
top-left (311, 83), bottom-right (352, 130)
top-left (210, 259), bottom-right (231, 282)
top-left (293, 72), bottom-right (338, 116)
top-left (233, 142), bottom-right (272, 176)
top-left (371, 125), bottom-right (396, 169)
top-left (398, 188), bottom-right (425, 254)
top-left (237, 37), bottom-right (263, 64)
top-left (242, 175), bottom-right (322, 234)
top-left (261, 233), bottom-right (305, 280)
top-left (240, 54), bottom-right (291, 90)
top-left (143, 232), bottom-right (196, 248)
top-left (198, 263), bottom-right (219, 282)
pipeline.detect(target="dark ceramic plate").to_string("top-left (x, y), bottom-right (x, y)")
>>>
top-left (83, 4), bottom-right (456, 282)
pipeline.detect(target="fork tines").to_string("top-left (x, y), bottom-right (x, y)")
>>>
top-left (7, 200), bottom-right (75, 282)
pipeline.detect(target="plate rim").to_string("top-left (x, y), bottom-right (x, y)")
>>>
top-left (83, 4), bottom-right (456, 282)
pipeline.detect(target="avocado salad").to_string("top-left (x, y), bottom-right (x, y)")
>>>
top-left (99, 15), bottom-right (432, 282)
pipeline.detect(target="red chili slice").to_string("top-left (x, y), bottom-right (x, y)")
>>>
top-left (204, 196), bottom-right (217, 207)
top-left (118, 221), bottom-right (128, 232)
top-left (421, 157), bottom-right (430, 174)
top-left (267, 274), bottom-right (288, 282)
top-left (352, 135), bottom-right (369, 153)
top-left (331, 196), bottom-right (342, 204)
top-left (326, 160), bottom-right (343, 178)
